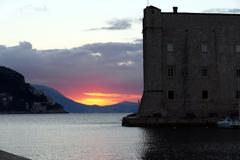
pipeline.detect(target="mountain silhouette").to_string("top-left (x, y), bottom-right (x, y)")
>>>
top-left (0, 66), bottom-right (66, 113)
top-left (32, 84), bottom-right (138, 113)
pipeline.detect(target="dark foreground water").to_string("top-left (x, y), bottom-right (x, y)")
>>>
top-left (0, 114), bottom-right (240, 160)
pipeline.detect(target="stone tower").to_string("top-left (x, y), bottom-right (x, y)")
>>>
top-left (123, 6), bottom-right (240, 126)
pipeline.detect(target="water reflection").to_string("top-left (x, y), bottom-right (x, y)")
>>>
top-left (1, 114), bottom-right (240, 160)
top-left (139, 128), bottom-right (240, 160)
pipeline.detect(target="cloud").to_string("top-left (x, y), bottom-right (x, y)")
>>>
top-left (19, 41), bottom-right (33, 49)
top-left (117, 60), bottom-right (135, 66)
top-left (90, 52), bottom-right (102, 57)
top-left (0, 41), bottom-right (143, 98)
top-left (203, 8), bottom-right (240, 14)
top-left (89, 18), bottom-right (133, 31)
top-left (20, 4), bottom-right (48, 13)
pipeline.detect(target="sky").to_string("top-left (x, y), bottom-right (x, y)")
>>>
top-left (0, 0), bottom-right (239, 106)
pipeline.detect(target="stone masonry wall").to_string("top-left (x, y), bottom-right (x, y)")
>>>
top-left (138, 6), bottom-right (240, 119)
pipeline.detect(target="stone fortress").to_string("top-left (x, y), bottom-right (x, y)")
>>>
top-left (123, 6), bottom-right (240, 126)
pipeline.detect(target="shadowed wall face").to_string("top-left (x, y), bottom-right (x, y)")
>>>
top-left (139, 6), bottom-right (240, 118)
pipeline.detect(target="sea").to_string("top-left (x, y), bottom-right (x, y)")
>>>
top-left (0, 113), bottom-right (240, 160)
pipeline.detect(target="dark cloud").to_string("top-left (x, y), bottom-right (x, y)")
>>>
top-left (89, 19), bottom-right (133, 31)
top-left (203, 8), bottom-right (240, 14)
top-left (0, 41), bottom-right (143, 96)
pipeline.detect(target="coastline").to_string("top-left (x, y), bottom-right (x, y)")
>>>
top-left (0, 150), bottom-right (30, 160)
top-left (122, 115), bottom-right (218, 127)
top-left (0, 111), bottom-right (68, 114)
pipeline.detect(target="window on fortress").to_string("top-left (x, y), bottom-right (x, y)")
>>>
top-left (168, 65), bottom-right (176, 77)
top-left (236, 45), bottom-right (240, 54)
top-left (237, 69), bottom-right (240, 78)
top-left (168, 91), bottom-right (174, 99)
top-left (202, 68), bottom-right (208, 77)
top-left (167, 43), bottom-right (174, 52)
top-left (202, 90), bottom-right (208, 99)
top-left (201, 44), bottom-right (208, 53)
top-left (236, 90), bottom-right (240, 99)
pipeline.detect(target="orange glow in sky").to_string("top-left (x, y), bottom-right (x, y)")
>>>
top-left (79, 98), bottom-right (116, 106)
top-left (73, 92), bottom-right (141, 106)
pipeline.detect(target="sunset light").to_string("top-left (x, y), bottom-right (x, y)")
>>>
top-left (0, 0), bottom-right (238, 159)
top-left (75, 92), bottom-right (141, 106)
top-left (79, 98), bottom-right (116, 106)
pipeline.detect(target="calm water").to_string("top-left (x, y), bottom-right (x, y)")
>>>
top-left (0, 114), bottom-right (240, 160)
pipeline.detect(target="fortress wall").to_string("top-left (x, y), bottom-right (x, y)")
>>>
top-left (138, 6), bottom-right (240, 119)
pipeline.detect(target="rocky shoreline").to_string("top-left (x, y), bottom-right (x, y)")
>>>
top-left (0, 150), bottom-right (30, 160)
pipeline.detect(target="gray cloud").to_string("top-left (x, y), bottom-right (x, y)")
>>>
top-left (89, 19), bottom-right (133, 31)
top-left (0, 41), bottom-right (143, 95)
top-left (203, 8), bottom-right (240, 14)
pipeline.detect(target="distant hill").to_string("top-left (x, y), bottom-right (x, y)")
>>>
top-left (32, 84), bottom-right (139, 113)
top-left (0, 66), bottom-right (66, 113)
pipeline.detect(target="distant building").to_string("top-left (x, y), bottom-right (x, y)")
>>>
top-left (123, 6), bottom-right (240, 126)
top-left (31, 102), bottom-right (47, 113)
top-left (0, 93), bottom-right (13, 107)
